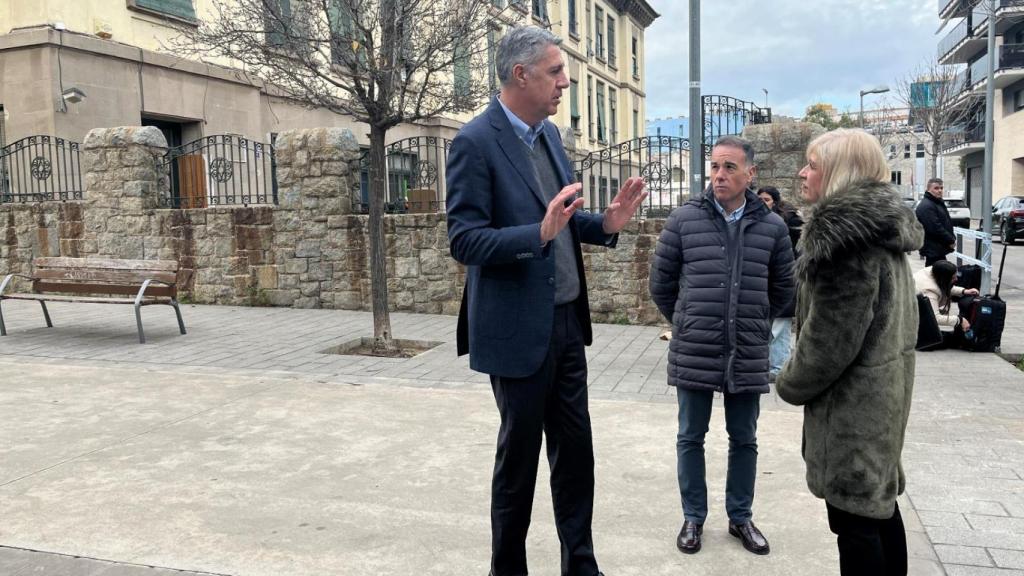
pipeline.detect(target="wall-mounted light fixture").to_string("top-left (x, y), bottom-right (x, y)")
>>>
top-left (61, 87), bottom-right (86, 104)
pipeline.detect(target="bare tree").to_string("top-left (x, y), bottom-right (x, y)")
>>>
top-left (171, 0), bottom-right (504, 353)
top-left (893, 58), bottom-right (975, 180)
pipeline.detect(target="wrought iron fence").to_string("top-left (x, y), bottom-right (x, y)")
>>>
top-left (351, 136), bottom-right (451, 214)
top-left (160, 135), bottom-right (277, 208)
top-left (572, 136), bottom-right (691, 219)
top-left (0, 136), bottom-right (83, 203)
top-left (702, 95), bottom-right (772, 159)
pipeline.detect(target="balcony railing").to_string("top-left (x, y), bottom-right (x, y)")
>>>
top-left (969, 55), bottom-right (990, 87)
top-left (1000, 43), bottom-right (1024, 70)
top-left (951, 68), bottom-right (969, 95)
top-left (972, 3), bottom-right (988, 31)
top-left (938, 18), bottom-right (970, 60)
top-left (941, 124), bottom-right (985, 152)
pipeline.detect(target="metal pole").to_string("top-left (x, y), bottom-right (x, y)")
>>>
top-left (688, 0), bottom-right (702, 200)
top-left (859, 93), bottom-right (865, 129)
top-left (981, 0), bottom-right (995, 294)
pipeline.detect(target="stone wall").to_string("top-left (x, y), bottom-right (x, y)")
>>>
top-left (0, 126), bottom-right (667, 326)
top-left (743, 121), bottom-right (826, 209)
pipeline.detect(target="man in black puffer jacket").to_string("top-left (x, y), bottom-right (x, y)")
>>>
top-left (915, 178), bottom-right (955, 266)
top-left (650, 136), bottom-right (795, 558)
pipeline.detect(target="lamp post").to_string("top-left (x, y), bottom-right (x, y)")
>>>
top-left (859, 85), bottom-right (890, 128)
top-left (762, 88), bottom-right (768, 109)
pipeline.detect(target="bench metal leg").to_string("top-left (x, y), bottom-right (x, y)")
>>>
top-left (135, 303), bottom-right (146, 344)
top-left (171, 301), bottom-right (187, 335)
top-left (39, 301), bottom-right (53, 328)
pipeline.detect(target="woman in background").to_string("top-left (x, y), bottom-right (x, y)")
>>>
top-left (775, 129), bottom-right (924, 576)
top-left (914, 260), bottom-right (979, 348)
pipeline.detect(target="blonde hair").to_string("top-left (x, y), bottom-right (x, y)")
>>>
top-left (806, 128), bottom-right (890, 198)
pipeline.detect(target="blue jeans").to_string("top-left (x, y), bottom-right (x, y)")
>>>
top-left (769, 318), bottom-right (793, 375)
top-left (676, 387), bottom-right (761, 525)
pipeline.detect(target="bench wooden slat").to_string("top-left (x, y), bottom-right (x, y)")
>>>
top-left (33, 257), bottom-right (179, 272)
top-left (32, 268), bottom-right (178, 285)
top-left (31, 281), bottom-right (175, 298)
top-left (3, 293), bottom-right (169, 305)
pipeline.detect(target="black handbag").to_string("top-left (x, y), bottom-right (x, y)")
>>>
top-left (916, 293), bottom-right (944, 351)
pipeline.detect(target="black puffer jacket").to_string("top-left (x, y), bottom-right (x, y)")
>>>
top-left (650, 188), bottom-right (796, 393)
top-left (915, 192), bottom-right (954, 260)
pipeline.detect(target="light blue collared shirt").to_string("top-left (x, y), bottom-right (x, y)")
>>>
top-left (713, 196), bottom-right (746, 224)
top-left (497, 97), bottom-right (544, 150)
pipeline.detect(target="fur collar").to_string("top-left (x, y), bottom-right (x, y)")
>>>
top-left (798, 180), bottom-right (923, 275)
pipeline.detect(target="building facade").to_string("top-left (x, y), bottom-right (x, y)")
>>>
top-left (936, 0), bottom-right (1024, 216)
top-left (0, 0), bottom-right (657, 205)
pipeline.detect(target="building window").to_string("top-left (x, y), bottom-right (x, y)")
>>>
top-left (454, 42), bottom-right (471, 103)
top-left (587, 76), bottom-right (594, 139)
top-left (904, 144), bottom-right (911, 159)
top-left (633, 108), bottom-right (639, 138)
top-left (570, 80), bottom-right (581, 132)
top-left (568, 0), bottom-right (578, 36)
top-left (606, 17), bottom-right (616, 62)
top-left (1014, 88), bottom-right (1024, 112)
top-left (128, 0), bottom-right (197, 22)
top-left (597, 81), bottom-right (606, 142)
top-left (916, 143), bottom-right (925, 158)
top-left (491, 0), bottom-right (504, 6)
top-left (531, 0), bottom-right (547, 21)
top-left (609, 87), bottom-right (618, 142)
top-left (595, 7), bottom-right (604, 60)
top-left (632, 36), bottom-right (639, 78)
top-left (600, 176), bottom-right (609, 209)
top-left (891, 171), bottom-right (902, 185)
top-left (888, 144), bottom-right (896, 160)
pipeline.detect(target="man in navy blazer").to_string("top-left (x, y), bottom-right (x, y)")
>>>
top-left (446, 26), bottom-right (646, 576)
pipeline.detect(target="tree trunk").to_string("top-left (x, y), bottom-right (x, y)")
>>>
top-left (367, 124), bottom-right (396, 354)
top-left (931, 137), bottom-right (940, 180)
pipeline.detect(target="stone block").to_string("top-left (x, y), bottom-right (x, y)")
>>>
top-left (264, 289), bottom-right (300, 306)
top-left (283, 258), bottom-right (308, 274)
top-left (293, 296), bottom-right (321, 309)
top-left (255, 265), bottom-right (279, 289)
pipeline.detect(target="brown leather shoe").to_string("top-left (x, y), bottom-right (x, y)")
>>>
top-left (729, 521), bottom-right (770, 555)
top-left (676, 520), bottom-right (703, 554)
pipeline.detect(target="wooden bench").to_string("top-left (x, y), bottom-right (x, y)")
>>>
top-left (0, 257), bottom-right (187, 344)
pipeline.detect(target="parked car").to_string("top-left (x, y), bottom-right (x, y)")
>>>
top-left (944, 198), bottom-right (972, 229)
top-left (993, 195), bottom-right (1024, 244)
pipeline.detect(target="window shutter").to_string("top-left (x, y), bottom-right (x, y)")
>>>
top-left (134, 0), bottom-right (197, 21)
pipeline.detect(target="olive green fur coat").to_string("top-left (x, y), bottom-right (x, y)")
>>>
top-left (776, 180), bottom-right (924, 519)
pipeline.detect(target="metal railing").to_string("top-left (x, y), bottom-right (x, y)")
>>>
top-left (1000, 43), bottom-right (1024, 70)
top-left (0, 135), bottom-right (83, 203)
top-left (971, 3), bottom-right (988, 32)
top-left (350, 136), bottom-right (451, 215)
top-left (969, 55), bottom-right (990, 88)
top-left (939, 18), bottom-right (970, 60)
top-left (572, 135), bottom-right (690, 218)
top-left (160, 135), bottom-right (277, 208)
top-left (941, 124), bottom-right (985, 151)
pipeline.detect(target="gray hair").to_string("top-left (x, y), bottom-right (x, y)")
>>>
top-left (496, 26), bottom-right (562, 86)
top-left (713, 135), bottom-right (755, 167)
top-left (927, 177), bottom-right (944, 188)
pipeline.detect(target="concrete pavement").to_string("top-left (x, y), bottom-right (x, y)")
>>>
top-left (0, 257), bottom-right (1022, 574)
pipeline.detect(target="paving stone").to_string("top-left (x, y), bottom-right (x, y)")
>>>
top-left (991, 549), bottom-right (1024, 571)
top-left (918, 510), bottom-right (971, 529)
top-left (934, 544), bottom-right (993, 567)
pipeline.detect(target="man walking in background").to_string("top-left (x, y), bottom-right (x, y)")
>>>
top-left (916, 178), bottom-right (955, 266)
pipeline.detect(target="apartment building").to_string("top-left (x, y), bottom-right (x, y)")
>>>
top-left (936, 0), bottom-right (1024, 216)
top-left (0, 0), bottom-right (656, 155)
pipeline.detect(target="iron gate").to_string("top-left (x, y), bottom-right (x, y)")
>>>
top-left (0, 136), bottom-right (83, 203)
top-left (160, 135), bottom-right (277, 208)
top-left (572, 136), bottom-right (690, 218)
top-left (702, 95), bottom-right (772, 158)
top-left (351, 136), bottom-right (452, 214)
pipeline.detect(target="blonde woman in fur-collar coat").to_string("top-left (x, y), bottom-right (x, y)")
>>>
top-left (775, 129), bottom-right (924, 576)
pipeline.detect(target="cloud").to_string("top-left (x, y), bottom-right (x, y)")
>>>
top-left (645, 0), bottom-right (944, 119)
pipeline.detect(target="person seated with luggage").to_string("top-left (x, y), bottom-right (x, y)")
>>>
top-left (914, 260), bottom-right (979, 348)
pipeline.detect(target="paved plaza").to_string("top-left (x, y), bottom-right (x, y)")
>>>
top-left (0, 257), bottom-right (1022, 575)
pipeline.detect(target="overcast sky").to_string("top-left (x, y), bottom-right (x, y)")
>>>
top-left (644, 0), bottom-right (943, 120)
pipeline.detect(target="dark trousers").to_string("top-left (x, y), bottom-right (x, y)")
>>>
top-left (827, 502), bottom-right (908, 576)
top-left (489, 304), bottom-right (598, 576)
top-left (676, 388), bottom-right (761, 524)
top-left (924, 254), bottom-right (948, 267)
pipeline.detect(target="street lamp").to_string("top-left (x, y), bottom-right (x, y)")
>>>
top-left (762, 88), bottom-right (768, 109)
top-left (859, 85), bottom-right (890, 129)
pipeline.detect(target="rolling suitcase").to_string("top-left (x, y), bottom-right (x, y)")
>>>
top-left (957, 247), bottom-right (1008, 353)
top-left (955, 264), bottom-right (982, 292)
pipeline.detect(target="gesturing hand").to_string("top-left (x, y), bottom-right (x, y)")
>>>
top-left (964, 288), bottom-right (980, 296)
top-left (602, 177), bottom-right (648, 234)
top-left (540, 183), bottom-right (584, 243)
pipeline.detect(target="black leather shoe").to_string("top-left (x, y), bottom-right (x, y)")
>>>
top-left (729, 521), bottom-right (770, 555)
top-left (676, 520), bottom-right (703, 554)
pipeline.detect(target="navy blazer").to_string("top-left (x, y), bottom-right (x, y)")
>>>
top-left (446, 97), bottom-right (616, 378)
